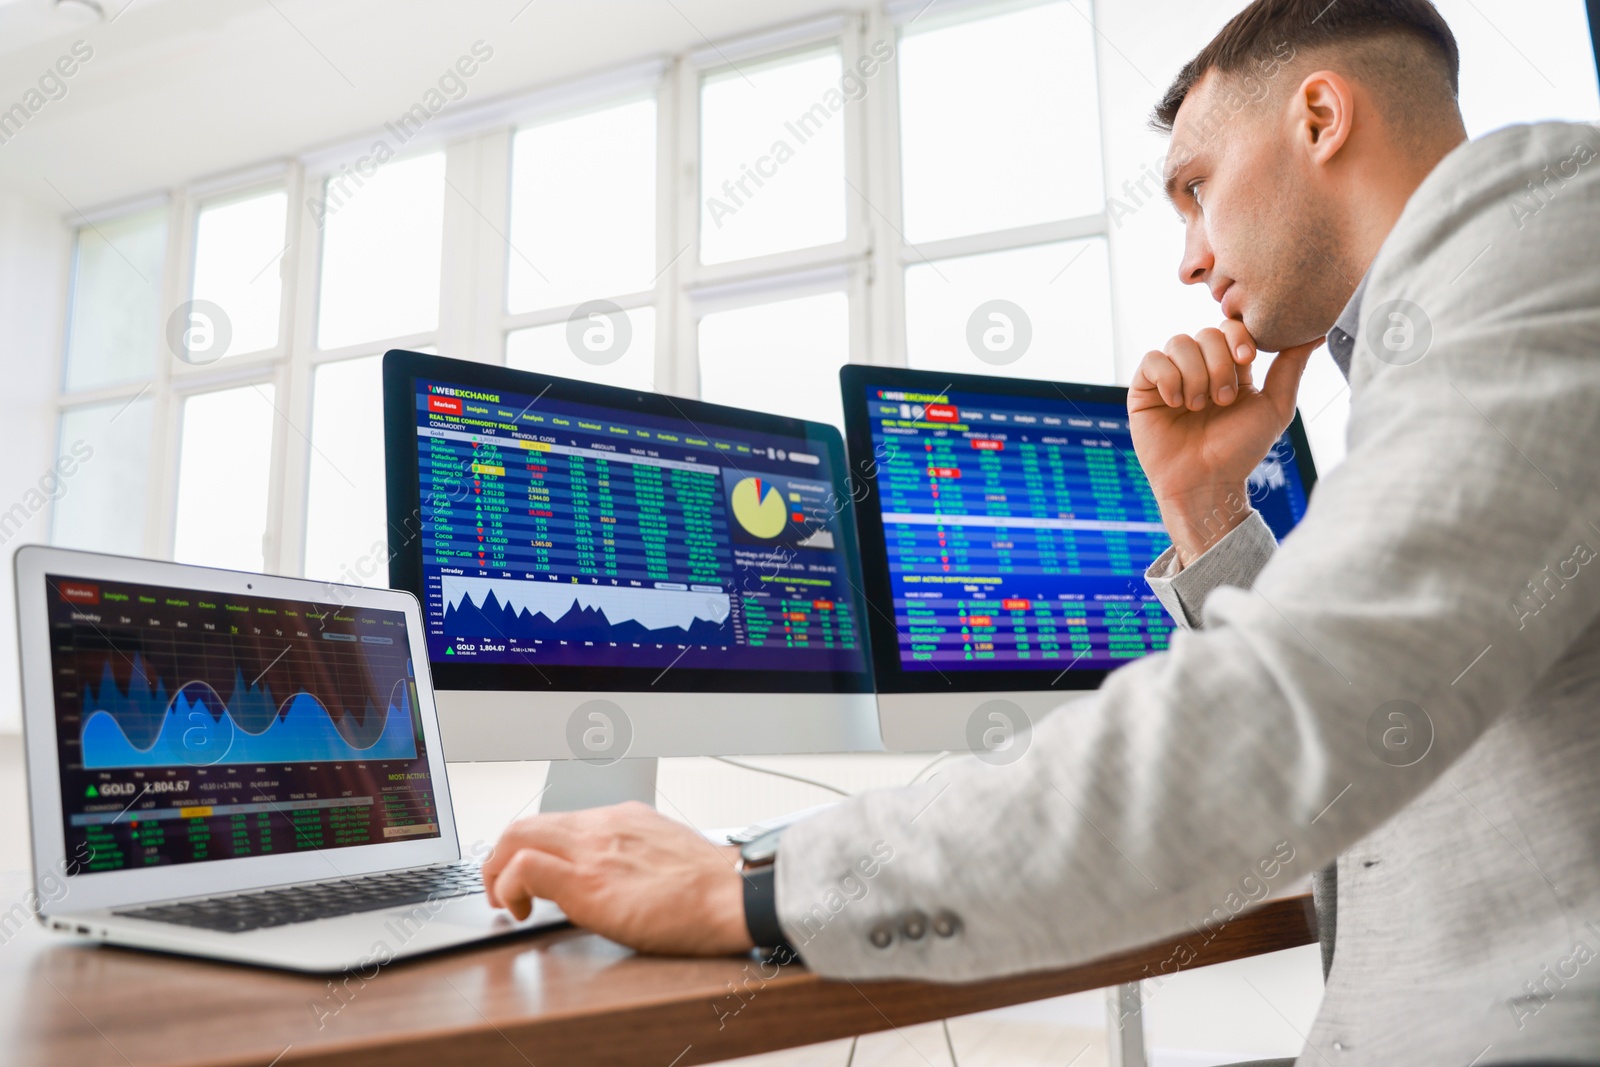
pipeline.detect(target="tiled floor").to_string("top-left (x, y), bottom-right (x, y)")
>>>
top-left (719, 1019), bottom-right (1108, 1067)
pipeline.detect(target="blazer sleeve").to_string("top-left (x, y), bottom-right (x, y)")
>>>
top-left (1145, 509), bottom-right (1280, 630)
top-left (773, 122), bottom-right (1600, 982)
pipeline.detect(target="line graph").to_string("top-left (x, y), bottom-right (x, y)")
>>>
top-left (78, 658), bottom-right (419, 768)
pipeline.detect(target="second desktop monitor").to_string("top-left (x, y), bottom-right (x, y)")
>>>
top-left (838, 365), bottom-right (1317, 748)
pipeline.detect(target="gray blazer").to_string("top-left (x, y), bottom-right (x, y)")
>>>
top-left (776, 122), bottom-right (1600, 1065)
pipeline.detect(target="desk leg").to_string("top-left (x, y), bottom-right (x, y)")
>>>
top-left (1106, 981), bottom-right (1147, 1067)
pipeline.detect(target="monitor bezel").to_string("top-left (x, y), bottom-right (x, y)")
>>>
top-left (383, 350), bottom-right (875, 695)
top-left (838, 364), bottom-right (1318, 695)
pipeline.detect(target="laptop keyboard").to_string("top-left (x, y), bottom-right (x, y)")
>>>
top-left (112, 861), bottom-right (484, 934)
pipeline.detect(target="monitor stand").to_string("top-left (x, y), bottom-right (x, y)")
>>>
top-left (539, 757), bottom-right (658, 813)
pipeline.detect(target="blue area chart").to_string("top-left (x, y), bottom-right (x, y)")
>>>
top-left (440, 576), bottom-right (733, 648)
top-left (78, 657), bottom-right (419, 769)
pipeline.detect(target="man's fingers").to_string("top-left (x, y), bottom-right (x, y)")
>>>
top-left (1217, 319), bottom-right (1257, 367)
top-left (1235, 348), bottom-right (1256, 392)
top-left (1136, 331), bottom-right (1246, 411)
top-left (481, 814), bottom-right (584, 896)
top-left (1132, 351), bottom-right (1184, 408)
top-left (492, 848), bottom-right (576, 921)
top-left (1261, 336), bottom-right (1325, 418)
top-left (1194, 327), bottom-right (1240, 405)
top-left (1162, 334), bottom-right (1211, 410)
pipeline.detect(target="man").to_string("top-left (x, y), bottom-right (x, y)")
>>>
top-left (481, 1), bottom-right (1600, 1062)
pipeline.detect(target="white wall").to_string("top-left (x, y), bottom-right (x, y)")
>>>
top-left (0, 190), bottom-right (70, 733)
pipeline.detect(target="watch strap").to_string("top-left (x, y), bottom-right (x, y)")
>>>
top-left (741, 864), bottom-right (794, 953)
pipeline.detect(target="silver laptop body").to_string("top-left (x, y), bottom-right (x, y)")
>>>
top-left (15, 545), bottom-right (562, 972)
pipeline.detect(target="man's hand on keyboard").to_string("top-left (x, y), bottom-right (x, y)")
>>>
top-left (482, 801), bottom-right (755, 955)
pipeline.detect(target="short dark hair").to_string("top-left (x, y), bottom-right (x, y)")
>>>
top-left (1152, 0), bottom-right (1460, 132)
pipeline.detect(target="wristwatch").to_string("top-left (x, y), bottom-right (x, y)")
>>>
top-left (737, 826), bottom-right (793, 951)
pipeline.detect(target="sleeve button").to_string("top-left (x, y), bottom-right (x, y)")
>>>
top-left (900, 910), bottom-right (928, 940)
top-left (868, 921), bottom-right (895, 949)
top-left (931, 910), bottom-right (962, 938)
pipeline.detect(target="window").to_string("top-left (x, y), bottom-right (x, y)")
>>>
top-left (698, 292), bottom-right (851, 428)
top-left (171, 385), bottom-right (277, 572)
top-left (51, 190), bottom-right (292, 569)
top-left (894, 2), bottom-right (1113, 385)
top-left (63, 206), bottom-right (166, 391)
top-left (507, 98), bottom-right (658, 313)
top-left (699, 48), bottom-right (849, 265)
top-left (189, 189), bottom-right (288, 361)
top-left (898, 1), bottom-right (1103, 243)
top-left (305, 155), bottom-right (448, 583)
top-left (316, 152), bottom-right (446, 350)
top-left (303, 356), bottom-right (387, 583)
top-left (50, 398), bottom-right (156, 555)
top-left (904, 239), bottom-right (1115, 382)
top-left (501, 97), bottom-right (661, 402)
top-left (506, 307), bottom-right (657, 391)
top-left (51, 0), bottom-right (1598, 583)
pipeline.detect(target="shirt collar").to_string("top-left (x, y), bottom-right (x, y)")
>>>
top-left (1324, 271), bottom-right (1370, 381)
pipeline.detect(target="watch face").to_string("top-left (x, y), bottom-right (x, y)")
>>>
top-left (741, 826), bottom-right (786, 866)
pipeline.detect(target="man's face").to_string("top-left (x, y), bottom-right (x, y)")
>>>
top-left (1165, 71), bottom-right (1348, 350)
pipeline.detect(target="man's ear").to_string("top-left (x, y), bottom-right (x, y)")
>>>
top-left (1294, 70), bottom-right (1355, 164)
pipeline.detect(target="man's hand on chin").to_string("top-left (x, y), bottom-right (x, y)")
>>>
top-left (480, 800), bottom-right (757, 956)
top-left (1127, 320), bottom-right (1322, 565)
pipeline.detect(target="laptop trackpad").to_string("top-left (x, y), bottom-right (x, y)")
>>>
top-left (385, 892), bottom-right (562, 931)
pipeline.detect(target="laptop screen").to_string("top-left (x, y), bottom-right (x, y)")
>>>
top-left (45, 574), bottom-right (441, 875)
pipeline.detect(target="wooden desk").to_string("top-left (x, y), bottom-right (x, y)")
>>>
top-left (0, 868), bottom-right (1314, 1067)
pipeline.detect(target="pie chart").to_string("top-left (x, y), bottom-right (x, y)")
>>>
top-left (730, 477), bottom-right (789, 539)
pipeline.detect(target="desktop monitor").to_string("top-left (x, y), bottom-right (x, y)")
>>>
top-left (839, 365), bottom-right (1317, 751)
top-left (382, 352), bottom-right (880, 807)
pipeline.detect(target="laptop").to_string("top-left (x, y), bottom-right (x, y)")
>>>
top-left (14, 545), bottom-right (564, 972)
